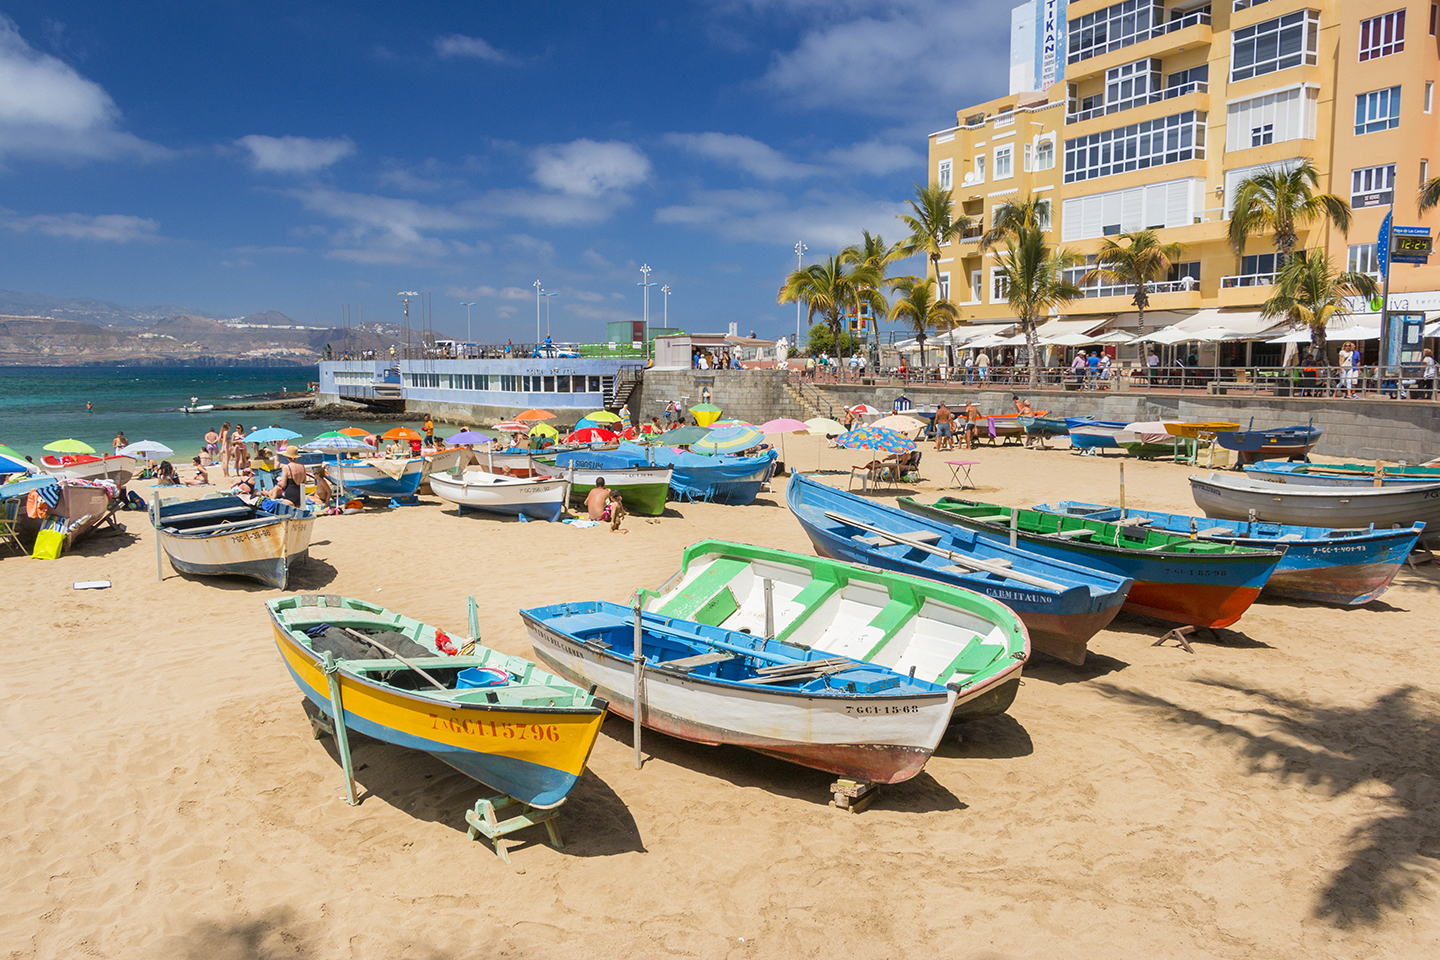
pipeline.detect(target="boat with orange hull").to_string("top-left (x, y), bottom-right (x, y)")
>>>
top-left (898, 497), bottom-right (1285, 629)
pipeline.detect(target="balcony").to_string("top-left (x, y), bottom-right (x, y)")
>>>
top-left (1221, 272), bottom-right (1276, 288)
top-left (1067, 13), bottom-right (1213, 81)
top-left (1068, 10), bottom-right (1211, 66)
top-left (1067, 81), bottom-right (1208, 123)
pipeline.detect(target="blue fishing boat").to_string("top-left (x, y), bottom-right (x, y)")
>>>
top-left (1243, 462), bottom-right (1438, 486)
top-left (1033, 500), bottom-right (1425, 606)
top-left (153, 495), bottom-right (315, 589)
top-left (1214, 422), bottom-right (1322, 464)
top-left (592, 442), bottom-right (776, 504)
top-left (786, 473), bottom-right (1133, 665)
top-left (331, 457), bottom-right (425, 498)
top-left (1066, 418), bottom-right (1129, 452)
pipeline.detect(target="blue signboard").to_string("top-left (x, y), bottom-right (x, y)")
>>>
top-left (1391, 225), bottom-right (1434, 266)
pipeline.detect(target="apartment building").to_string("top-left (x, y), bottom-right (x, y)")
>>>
top-left (928, 0), bottom-right (1440, 361)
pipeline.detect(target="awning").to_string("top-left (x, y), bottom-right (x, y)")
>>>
top-left (1425, 320), bottom-right (1440, 338)
top-left (1171, 308), bottom-right (1281, 337)
top-left (1109, 310), bottom-right (1197, 331)
top-left (1133, 327), bottom-right (1201, 345)
top-left (1267, 323), bottom-right (1381, 343)
top-left (1033, 316), bottom-right (1114, 339)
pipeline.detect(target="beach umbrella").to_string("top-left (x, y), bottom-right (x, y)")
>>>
top-left (43, 438), bottom-right (96, 454)
top-left (302, 434), bottom-right (370, 452)
top-left (0, 443), bottom-right (22, 459)
top-left (528, 423), bottom-right (559, 438)
top-left (760, 418), bottom-right (808, 434)
top-left (660, 425), bottom-right (711, 447)
top-left (837, 426), bottom-right (916, 454)
top-left (847, 404), bottom-right (881, 416)
top-left (495, 420), bottom-right (529, 432)
top-left (690, 403), bottom-right (723, 427)
top-left (565, 427), bottom-right (619, 444)
top-left (515, 408), bottom-right (556, 422)
top-left (691, 424), bottom-right (765, 456)
top-left (803, 417), bottom-right (846, 437)
top-left (583, 410), bottom-right (622, 423)
top-left (382, 427), bottom-right (423, 441)
top-left (623, 424), bottom-right (663, 440)
top-left (0, 452), bottom-right (36, 475)
top-left (117, 440), bottom-right (174, 460)
top-left (447, 430), bottom-right (493, 445)
top-left (247, 427), bottom-right (301, 444)
top-left (338, 427), bottom-right (372, 437)
top-left (870, 415), bottom-right (928, 437)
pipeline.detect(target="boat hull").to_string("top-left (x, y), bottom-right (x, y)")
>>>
top-left (522, 610), bottom-right (954, 784)
top-left (1067, 426), bottom-right (1123, 451)
top-left (39, 454), bottom-right (136, 485)
top-left (431, 470), bottom-right (569, 522)
top-left (332, 459), bottom-right (425, 498)
top-left (1244, 464), bottom-right (1439, 487)
top-left (1191, 473), bottom-right (1440, 544)
top-left (267, 607), bottom-right (605, 808)
top-left (786, 474), bottom-right (1131, 665)
top-left (155, 502), bottom-right (314, 589)
top-left (1036, 501), bottom-right (1425, 605)
top-left (532, 459), bottom-right (672, 516)
top-left (1214, 427), bottom-right (1322, 464)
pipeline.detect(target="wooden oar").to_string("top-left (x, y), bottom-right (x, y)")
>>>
top-left (339, 627), bottom-right (450, 693)
top-left (823, 510), bottom-right (1064, 591)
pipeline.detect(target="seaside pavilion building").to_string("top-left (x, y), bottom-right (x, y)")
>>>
top-left (926, 0), bottom-right (1440, 369)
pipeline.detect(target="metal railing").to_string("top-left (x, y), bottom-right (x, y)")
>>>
top-left (1220, 272), bottom-right (1277, 288)
top-left (1068, 10), bottom-right (1212, 65)
top-left (1066, 81), bottom-right (1209, 123)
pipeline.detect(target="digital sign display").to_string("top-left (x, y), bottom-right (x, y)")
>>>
top-left (1392, 235), bottom-right (1434, 254)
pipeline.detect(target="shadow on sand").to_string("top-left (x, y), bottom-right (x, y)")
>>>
top-left (1095, 678), bottom-right (1440, 928)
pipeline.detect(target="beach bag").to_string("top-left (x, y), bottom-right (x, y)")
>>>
top-left (31, 527), bottom-right (64, 560)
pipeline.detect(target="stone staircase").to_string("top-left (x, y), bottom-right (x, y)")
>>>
top-left (781, 376), bottom-right (840, 422)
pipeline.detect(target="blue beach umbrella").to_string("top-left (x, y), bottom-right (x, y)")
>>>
top-left (690, 424), bottom-right (765, 456)
top-left (247, 427), bottom-right (302, 445)
top-left (836, 426), bottom-right (915, 455)
top-left (0, 451), bottom-right (36, 475)
top-left (302, 434), bottom-right (371, 452)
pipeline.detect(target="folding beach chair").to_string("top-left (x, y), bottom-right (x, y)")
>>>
top-left (1, 498), bottom-right (23, 556)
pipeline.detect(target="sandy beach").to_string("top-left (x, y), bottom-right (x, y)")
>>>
top-left (5, 439), bottom-right (1440, 959)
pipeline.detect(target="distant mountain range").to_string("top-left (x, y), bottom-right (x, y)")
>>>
top-left (0, 290), bottom-right (407, 365)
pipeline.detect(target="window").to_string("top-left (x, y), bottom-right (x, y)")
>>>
top-left (1068, 1), bottom-right (1164, 64)
top-left (1355, 86), bottom-right (1402, 135)
top-left (542, 376), bottom-right (555, 392)
top-left (1037, 199), bottom-right (1052, 231)
top-left (1061, 178), bottom-right (1205, 241)
top-left (990, 268), bottom-right (1010, 303)
top-left (938, 159), bottom-right (953, 190)
top-left (1227, 87), bottom-right (1319, 152)
top-left (1348, 243), bottom-right (1380, 274)
top-left (994, 145), bottom-right (1014, 179)
top-left (1168, 261), bottom-right (1201, 286)
top-left (1433, 3), bottom-right (1438, 35)
top-left (588, 375), bottom-right (601, 392)
top-left (1251, 124), bottom-right (1274, 146)
top-left (1063, 111), bottom-right (1205, 183)
top-left (973, 154), bottom-right (986, 182)
top-left (1167, 64), bottom-right (1209, 89)
top-left (938, 272), bottom-right (951, 300)
top-left (1242, 252), bottom-right (1277, 277)
top-left (1426, 81), bottom-right (1434, 114)
top-left (1024, 144), bottom-right (1032, 172)
top-left (1231, 10), bottom-right (1320, 82)
top-left (970, 270), bottom-right (982, 303)
top-left (1106, 58), bottom-right (1162, 111)
top-left (1359, 10), bottom-right (1405, 60)
top-left (1351, 164), bottom-right (1396, 207)
top-left (1421, 159), bottom-right (1430, 188)
top-left (1034, 138), bottom-right (1056, 170)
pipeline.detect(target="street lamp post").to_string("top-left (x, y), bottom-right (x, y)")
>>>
top-left (793, 240), bottom-right (807, 350)
top-left (637, 264), bottom-right (657, 360)
top-left (398, 291), bottom-right (418, 359)
top-left (661, 285), bottom-right (671, 329)
top-left (460, 301), bottom-right (476, 353)
top-left (533, 279), bottom-right (543, 347)
top-left (541, 291), bottom-right (558, 338)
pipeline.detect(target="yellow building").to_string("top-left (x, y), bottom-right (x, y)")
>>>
top-left (928, 0), bottom-right (1440, 364)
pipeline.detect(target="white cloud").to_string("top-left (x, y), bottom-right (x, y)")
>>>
top-left (288, 187), bottom-right (474, 264)
top-left (237, 134), bottom-right (354, 173)
top-left (757, 1), bottom-right (1010, 119)
top-left (664, 132), bottom-right (821, 180)
top-left (657, 188), bottom-right (908, 250)
top-left (434, 34), bottom-right (512, 62)
top-left (1, 208), bottom-right (160, 242)
top-left (828, 140), bottom-right (922, 176)
top-left (531, 139), bottom-right (651, 197)
top-left (0, 16), bottom-right (166, 161)
top-left (581, 248), bottom-right (612, 269)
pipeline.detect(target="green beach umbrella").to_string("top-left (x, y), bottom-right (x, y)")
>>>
top-left (584, 410), bottom-right (622, 423)
top-left (43, 439), bottom-right (96, 454)
top-left (691, 424), bottom-right (764, 456)
top-left (657, 425), bottom-right (711, 447)
top-left (0, 443), bottom-right (22, 459)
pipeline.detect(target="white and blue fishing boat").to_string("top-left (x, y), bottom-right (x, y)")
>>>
top-left (521, 597), bottom-right (959, 785)
top-left (786, 473), bottom-right (1133, 665)
top-left (1243, 461), bottom-right (1439, 486)
top-left (1065, 418), bottom-right (1129, 453)
top-left (153, 494), bottom-right (315, 589)
top-left (1190, 472), bottom-right (1440, 544)
top-left (330, 457), bottom-right (425, 498)
top-left (266, 595), bottom-right (607, 808)
top-left (1213, 422), bottom-right (1322, 464)
top-left (587, 442), bottom-right (777, 505)
top-left (1033, 500), bottom-right (1425, 606)
top-left (428, 469), bottom-right (570, 522)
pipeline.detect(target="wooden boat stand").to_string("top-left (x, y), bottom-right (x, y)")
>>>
top-left (830, 778), bottom-right (876, 813)
top-left (465, 795), bottom-right (565, 864)
top-left (1154, 625), bottom-right (1220, 654)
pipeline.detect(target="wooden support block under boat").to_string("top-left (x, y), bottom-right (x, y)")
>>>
top-left (464, 794), bottom-right (565, 865)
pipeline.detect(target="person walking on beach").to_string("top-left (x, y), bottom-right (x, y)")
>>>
top-left (976, 352), bottom-right (989, 382)
top-left (962, 401), bottom-right (981, 449)
top-left (219, 422), bottom-right (232, 477)
top-left (423, 415), bottom-right (435, 447)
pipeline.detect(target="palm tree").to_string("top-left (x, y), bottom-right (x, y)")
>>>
top-left (996, 224), bottom-right (1084, 387)
top-left (887, 278), bottom-right (958, 371)
top-left (979, 195), bottom-right (1051, 251)
top-left (1079, 231), bottom-right (1188, 331)
top-left (1228, 159), bottom-right (1352, 258)
top-left (842, 231), bottom-right (908, 356)
top-left (776, 256), bottom-right (886, 376)
top-left (1259, 251), bottom-right (1379, 354)
top-left (897, 183), bottom-right (974, 292)
top-left (1420, 176), bottom-right (1440, 213)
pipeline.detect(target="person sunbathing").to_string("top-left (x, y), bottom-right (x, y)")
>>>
top-left (184, 456), bottom-right (210, 486)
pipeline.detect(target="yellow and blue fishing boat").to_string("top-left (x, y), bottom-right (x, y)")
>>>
top-left (266, 595), bottom-right (607, 808)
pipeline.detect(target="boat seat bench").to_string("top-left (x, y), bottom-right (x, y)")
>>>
top-left (658, 557), bottom-right (751, 624)
top-left (1049, 529), bottom-right (1095, 540)
top-left (164, 505), bottom-right (254, 523)
top-left (855, 531), bottom-right (940, 546)
top-left (862, 599), bottom-right (917, 660)
top-left (660, 651), bottom-right (735, 672)
top-left (164, 518), bottom-right (272, 535)
top-left (936, 638), bottom-right (1004, 684)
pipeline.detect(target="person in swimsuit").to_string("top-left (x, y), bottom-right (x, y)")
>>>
top-left (270, 445), bottom-right (307, 506)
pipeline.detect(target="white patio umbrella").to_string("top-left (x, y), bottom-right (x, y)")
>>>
top-left (117, 440), bottom-right (174, 460)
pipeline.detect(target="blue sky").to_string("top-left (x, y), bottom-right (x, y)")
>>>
top-left (0, 0), bottom-right (1012, 342)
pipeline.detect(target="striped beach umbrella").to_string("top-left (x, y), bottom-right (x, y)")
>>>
top-left (690, 424), bottom-right (764, 456)
top-left (836, 426), bottom-right (915, 454)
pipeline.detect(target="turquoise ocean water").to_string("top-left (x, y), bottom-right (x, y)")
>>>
top-left (0, 366), bottom-right (415, 461)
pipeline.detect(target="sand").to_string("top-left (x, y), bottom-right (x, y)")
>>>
top-left (4, 440), bottom-right (1440, 959)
